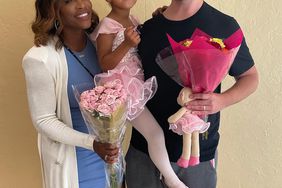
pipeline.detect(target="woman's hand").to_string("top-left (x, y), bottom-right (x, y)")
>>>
top-left (185, 92), bottom-right (227, 116)
top-left (93, 140), bottom-right (119, 164)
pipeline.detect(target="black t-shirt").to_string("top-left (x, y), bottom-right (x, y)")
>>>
top-left (131, 2), bottom-right (254, 162)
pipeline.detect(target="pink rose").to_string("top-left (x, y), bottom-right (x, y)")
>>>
top-left (97, 104), bottom-right (112, 116)
top-left (94, 86), bottom-right (105, 94)
top-left (111, 90), bottom-right (121, 98)
top-left (79, 78), bottom-right (128, 117)
top-left (99, 93), bottom-right (107, 102)
top-left (104, 88), bottom-right (114, 95)
top-left (80, 90), bottom-right (91, 99)
top-left (80, 101), bottom-right (90, 110)
top-left (115, 83), bottom-right (123, 91)
top-left (105, 95), bottom-right (117, 105)
top-left (90, 95), bottom-right (98, 102)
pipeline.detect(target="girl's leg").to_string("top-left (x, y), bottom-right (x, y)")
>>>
top-left (131, 107), bottom-right (187, 188)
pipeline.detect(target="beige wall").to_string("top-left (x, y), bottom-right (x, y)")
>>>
top-left (0, 0), bottom-right (281, 187)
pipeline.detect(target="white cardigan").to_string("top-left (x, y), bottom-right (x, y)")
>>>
top-left (22, 39), bottom-right (95, 188)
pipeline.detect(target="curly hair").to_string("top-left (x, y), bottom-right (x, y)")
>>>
top-left (31, 0), bottom-right (99, 49)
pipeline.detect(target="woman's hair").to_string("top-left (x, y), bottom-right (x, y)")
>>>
top-left (31, 0), bottom-right (99, 49)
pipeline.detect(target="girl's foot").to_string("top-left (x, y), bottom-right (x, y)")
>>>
top-left (164, 178), bottom-right (189, 188)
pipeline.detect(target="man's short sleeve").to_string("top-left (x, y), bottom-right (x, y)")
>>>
top-left (229, 35), bottom-right (255, 77)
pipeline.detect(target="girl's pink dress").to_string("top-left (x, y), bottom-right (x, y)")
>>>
top-left (91, 16), bottom-right (157, 120)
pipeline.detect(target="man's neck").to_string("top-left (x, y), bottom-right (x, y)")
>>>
top-left (163, 0), bottom-right (204, 21)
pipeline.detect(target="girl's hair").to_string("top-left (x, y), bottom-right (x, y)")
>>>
top-left (31, 0), bottom-right (99, 49)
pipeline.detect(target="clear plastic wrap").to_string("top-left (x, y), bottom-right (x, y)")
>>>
top-left (73, 80), bottom-right (127, 188)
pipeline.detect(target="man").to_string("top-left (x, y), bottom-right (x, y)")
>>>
top-left (125, 0), bottom-right (258, 187)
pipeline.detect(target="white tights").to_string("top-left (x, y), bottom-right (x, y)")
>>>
top-left (131, 107), bottom-right (187, 188)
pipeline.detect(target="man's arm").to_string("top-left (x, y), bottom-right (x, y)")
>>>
top-left (220, 65), bottom-right (259, 108)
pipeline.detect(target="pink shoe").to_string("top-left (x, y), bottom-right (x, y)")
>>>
top-left (188, 156), bottom-right (200, 166)
top-left (177, 156), bottom-right (189, 168)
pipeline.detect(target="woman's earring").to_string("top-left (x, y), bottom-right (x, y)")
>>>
top-left (54, 20), bottom-right (60, 30)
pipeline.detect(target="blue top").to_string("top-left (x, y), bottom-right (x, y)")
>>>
top-left (65, 38), bottom-right (106, 188)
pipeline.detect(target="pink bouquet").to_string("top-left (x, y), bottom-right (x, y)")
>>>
top-left (156, 28), bottom-right (243, 168)
top-left (165, 28), bottom-right (243, 93)
top-left (79, 79), bottom-right (127, 118)
top-left (73, 79), bottom-right (128, 188)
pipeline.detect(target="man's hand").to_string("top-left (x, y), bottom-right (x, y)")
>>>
top-left (185, 66), bottom-right (259, 116)
top-left (185, 92), bottom-right (226, 116)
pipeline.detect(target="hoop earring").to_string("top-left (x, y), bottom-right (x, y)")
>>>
top-left (54, 20), bottom-right (60, 30)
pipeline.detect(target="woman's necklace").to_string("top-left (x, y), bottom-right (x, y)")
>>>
top-left (63, 43), bottom-right (94, 79)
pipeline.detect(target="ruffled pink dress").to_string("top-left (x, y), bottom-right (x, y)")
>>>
top-left (169, 112), bottom-right (210, 134)
top-left (91, 16), bottom-right (157, 120)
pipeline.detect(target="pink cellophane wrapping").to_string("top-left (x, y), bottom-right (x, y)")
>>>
top-left (166, 28), bottom-right (243, 93)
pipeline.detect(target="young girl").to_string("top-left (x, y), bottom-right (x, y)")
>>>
top-left (91, 0), bottom-right (187, 188)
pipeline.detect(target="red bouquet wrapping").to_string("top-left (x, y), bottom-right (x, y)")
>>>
top-left (156, 28), bottom-right (243, 168)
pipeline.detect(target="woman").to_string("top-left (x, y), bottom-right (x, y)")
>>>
top-left (22, 0), bottom-right (119, 187)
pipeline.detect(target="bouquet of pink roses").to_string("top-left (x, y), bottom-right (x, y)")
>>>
top-left (156, 28), bottom-right (243, 168)
top-left (73, 79), bottom-right (128, 188)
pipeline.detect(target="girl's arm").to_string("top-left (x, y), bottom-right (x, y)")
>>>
top-left (96, 26), bottom-right (140, 71)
